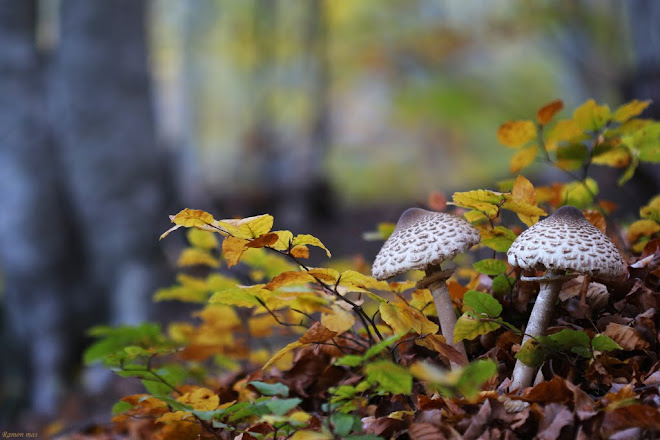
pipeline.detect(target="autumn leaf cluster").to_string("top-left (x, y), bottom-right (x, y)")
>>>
top-left (81, 98), bottom-right (660, 440)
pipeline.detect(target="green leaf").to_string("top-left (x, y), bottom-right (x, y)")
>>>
top-left (455, 359), bottom-right (498, 399)
top-left (592, 334), bottom-right (623, 352)
top-left (365, 360), bottom-right (412, 395)
top-left (364, 333), bottom-right (403, 359)
top-left (480, 226), bottom-right (518, 252)
top-left (141, 379), bottom-right (172, 398)
top-left (332, 413), bottom-right (358, 437)
top-left (515, 338), bottom-right (553, 368)
top-left (454, 313), bottom-right (501, 342)
top-left (561, 178), bottom-right (599, 209)
top-left (265, 398), bottom-right (302, 416)
top-left (492, 275), bottom-right (514, 296)
top-left (249, 381), bottom-right (290, 397)
top-left (463, 290), bottom-right (502, 317)
top-left (556, 143), bottom-right (589, 170)
top-left (473, 259), bottom-right (507, 276)
top-left (549, 329), bottom-right (591, 358)
top-left (112, 400), bottom-right (133, 415)
top-left (335, 355), bottom-right (364, 368)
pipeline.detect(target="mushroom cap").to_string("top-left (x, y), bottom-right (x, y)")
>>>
top-left (507, 205), bottom-right (625, 279)
top-left (372, 208), bottom-right (481, 280)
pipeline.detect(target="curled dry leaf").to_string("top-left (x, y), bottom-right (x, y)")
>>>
top-left (603, 322), bottom-right (650, 351)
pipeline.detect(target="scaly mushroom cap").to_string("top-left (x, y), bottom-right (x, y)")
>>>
top-left (507, 205), bottom-right (625, 279)
top-left (372, 208), bottom-right (481, 280)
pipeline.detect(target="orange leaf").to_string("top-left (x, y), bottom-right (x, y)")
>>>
top-left (511, 175), bottom-right (537, 206)
top-left (415, 334), bottom-right (467, 365)
top-left (299, 321), bottom-right (338, 344)
top-left (222, 236), bottom-right (249, 268)
top-left (428, 191), bottom-right (446, 211)
top-left (266, 271), bottom-right (315, 290)
top-left (583, 210), bottom-right (606, 233)
top-left (246, 232), bottom-right (279, 248)
top-left (497, 120), bottom-right (537, 148)
top-left (537, 99), bottom-right (564, 125)
top-left (290, 245), bottom-right (310, 259)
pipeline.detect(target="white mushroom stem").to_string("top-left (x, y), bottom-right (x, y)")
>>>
top-left (510, 270), bottom-right (564, 392)
top-left (422, 268), bottom-right (467, 368)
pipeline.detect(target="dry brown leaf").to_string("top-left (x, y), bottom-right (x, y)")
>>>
top-left (603, 322), bottom-right (650, 351)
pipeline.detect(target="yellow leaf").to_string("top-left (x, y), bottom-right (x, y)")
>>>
top-left (592, 146), bottom-right (631, 168)
top-left (380, 302), bottom-right (438, 335)
top-left (307, 268), bottom-right (340, 284)
top-left (160, 208), bottom-right (217, 240)
top-left (501, 196), bottom-right (547, 227)
top-left (410, 289), bottom-right (435, 315)
top-left (177, 387), bottom-right (220, 411)
top-left (451, 190), bottom-right (505, 217)
top-left (573, 99), bottom-right (611, 132)
top-left (613, 99), bottom-right (651, 123)
top-left (209, 285), bottom-right (270, 308)
top-left (270, 230), bottom-right (294, 251)
top-left (339, 270), bottom-right (391, 293)
top-left (508, 175), bottom-right (544, 226)
top-left (172, 208), bottom-right (215, 228)
top-left (290, 431), bottom-right (333, 440)
top-left (388, 410), bottom-right (415, 420)
top-left (321, 304), bottom-right (356, 333)
top-left (627, 219), bottom-right (660, 243)
top-left (215, 214), bottom-right (274, 240)
top-left (156, 411), bottom-right (194, 423)
top-left (186, 229), bottom-right (218, 250)
top-left (289, 411), bottom-right (312, 424)
top-left (267, 271), bottom-right (316, 290)
top-left (497, 120), bottom-right (537, 148)
top-left (536, 99), bottom-right (564, 125)
top-left (640, 195), bottom-right (660, 222)
top-left (292, 234), bottom-right (331, 257)
top-left (176, 248), bottom-right (219, 268)
top-left (222, 236), bottom-right (249, 267)
top-left (545, 119), bottom-right (584, 147)
top-left (509, 145), bottom-right (539, 173)
top-left (249, 314), bottom-right (278, 337)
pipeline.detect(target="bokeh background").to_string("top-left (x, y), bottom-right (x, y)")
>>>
top-left (0, 0), bottom-right (659, 431)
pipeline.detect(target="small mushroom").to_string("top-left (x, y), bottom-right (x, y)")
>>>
top-left (372, 208), bottom-right (481, 366)
top-left (507, 205), bottom-right (625, 392)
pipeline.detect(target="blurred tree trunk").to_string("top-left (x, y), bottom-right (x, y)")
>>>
top-left (50, 0), bottom-right (171, 327)
top-left (0, 0), bottom-right (172, 418)
top-left (0, 0), bottom-right (77, 418)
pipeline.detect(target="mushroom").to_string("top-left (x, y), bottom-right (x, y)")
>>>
top-left (372, 208), bottom-right (481, 365)
top-left (507, 205), bottom-right (625, 392)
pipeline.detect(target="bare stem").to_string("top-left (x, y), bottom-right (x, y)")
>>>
top-left (428, 278), bottom-right (467, 368)
top-left (510, 270), bottom-right (563, 392)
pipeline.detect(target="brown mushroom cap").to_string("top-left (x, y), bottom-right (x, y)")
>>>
top-left (372, 208), bottom-right (481, 280)
top-left (507, 205), bottom-right (625, 279)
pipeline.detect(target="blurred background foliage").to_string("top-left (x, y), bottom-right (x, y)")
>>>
top-left (148, 0), bottom-right (633, 206)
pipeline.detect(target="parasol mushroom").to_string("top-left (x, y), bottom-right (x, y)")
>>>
top-left (372, 208), bottom-right (481, 366)
top-left (507, 205), bottom-right (625, 391)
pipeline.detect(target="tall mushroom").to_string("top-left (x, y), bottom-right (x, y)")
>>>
top-left (372, 208), bottom-right (481, 365)
top-left (507, 205), bottom-right (625, 391)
